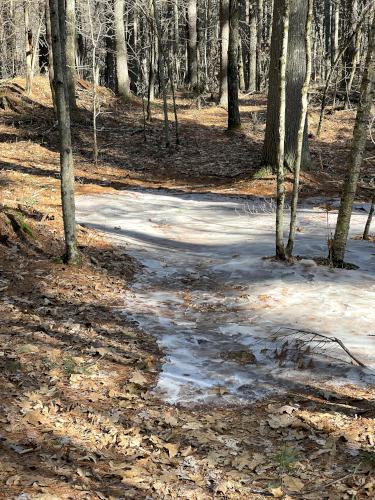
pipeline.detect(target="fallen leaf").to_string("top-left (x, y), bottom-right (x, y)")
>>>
top-left (269, 486), bottom-right (283, 498)
top-left (164, 412), bottom-right (178, 427)
top-left (129, 371), bottom-right (147, 385)
top-left (283, 475), bottom-right (304, 492)
top-left (267, 413), bottom-right (299, 429)
top-left (248, 452), bottom-right (267, 470)
top-left (25, 410), bottom-right (45, 426)
top-left (164, 442), bottom-right (179, 458)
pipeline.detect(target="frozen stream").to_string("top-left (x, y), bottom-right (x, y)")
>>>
top-left (77, 190), bottom-right (375, 404)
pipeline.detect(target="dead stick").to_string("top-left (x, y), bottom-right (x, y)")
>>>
top-left (333, 338), bottom-right (366, 367)
top-left (274, 328), bottom-right (367, 367)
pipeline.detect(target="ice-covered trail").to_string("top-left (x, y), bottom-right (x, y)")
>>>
top-left (77, 190), bottom-right (375, 404)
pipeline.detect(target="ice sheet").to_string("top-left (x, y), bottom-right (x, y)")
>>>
top-left (77, 190), bottom-right (375, 404)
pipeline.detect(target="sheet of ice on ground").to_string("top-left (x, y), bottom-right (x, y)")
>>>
top-left (77, 191), bottom-right (375, 404)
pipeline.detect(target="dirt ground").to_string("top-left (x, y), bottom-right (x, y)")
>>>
top-left (0, 76), bottom-right (374, 499)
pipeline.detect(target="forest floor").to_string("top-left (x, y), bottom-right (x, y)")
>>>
top-left (0, 76), bottom-right (374, 499)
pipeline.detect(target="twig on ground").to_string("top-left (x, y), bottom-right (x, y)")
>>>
top-left (274, 327), bottom-right (367, 367)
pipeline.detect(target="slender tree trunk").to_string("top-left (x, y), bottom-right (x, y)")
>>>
top-left (363, 193), bottom-right (375, 240)
top-left (31, 17), bottom-right (43, 81)
top-left (332, 8), bottom-right (375, 264)
top-left (65, 0), bottom-right (76, 108)
top-left (238, 37), bottom-right (245, 90)
top-left (87, 0), bottom-right (99, 165)
top-left (152, 0), bottom-right (170, 147)
top-left (105, 12), bottom-right (116, 91)
top-left (331, 0), bottom-right (339, 65)
top-left (324, 0), bottom-right (331, 78)
top-left (247, 1), bottom-right (257, 92)
top-left (275, 0), bottom-right (290, 260)
top-left (187, 0), bottom-right (198, 89)
top-left (45, 0), bottom-right (56, 110)
top-left (227, 0), bottom-right (241, 130)
top-left (76, 9), bottom-right (86, 79)
top-left (49, 0), bottom-right (80, 265)
top-left (114, 0), bottom-right (131, 99)
top-left (219, 0), bottom-right (229, 105)
top-left (24, 1), bottom-right (33, 95)
top-left (173, 0), bottom-right (180, 81)
top-left (147, 35), bottom-right (155, 120)
top-left (256, 0), bottom-right (263, 90)
top-left (286, 0), bottom-right (313, 257)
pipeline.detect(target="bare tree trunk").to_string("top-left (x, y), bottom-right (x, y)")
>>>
top-left (49, 0), bottom-right (80, 265)
top-left (342, 0), bottom-right (358, 93)
top-left (256, 0), bottom-right (263, 90)
top-left (247, 0), bottom-right (257, 92)
top-left (332, 8), bottom-right (375, 264)
top-left (331, 0), bottom-right (339, 65)
top-left (275, 0), bottom-right (290, 260)
top-left (114, 0), bottom-right (131, 99)
top-left (87, 0), bottom-right (99, 165)
top-left (286, 0), bottom-right (313, 257)
top-left (173, 0), bottom-right (180, 81)
top-left (363, 193), bottom-right (375, 240)
top-left (238, 37), bottom-right (245, 90)
top-left (65, 0), bottom-right (77, 109)
top-left (187, 0), bottom-right (198, 89)
top-left (219, 0), bottom-right (229, 105)
top-left (227, 0), bottom-right (241, 130)
top-left (45, 0), bottom-right (56, 110)
top-left (147, 34), bottom-right (155, 120)
top-left (324, 0), bottom-right (331, 78)
top-left (152, 0), bottom-right (170, 147)
top-left (24, 1), bottom-right (33, 95)
top-left (263, 0), bottom-right (310, 172)
top-left (105, 10), bottom-right (116, 91)
top-left (346, 10), bottom-right (361, 108)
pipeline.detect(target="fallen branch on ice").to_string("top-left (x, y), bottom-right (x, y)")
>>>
top-left (273, 327), bottom-right (367, 368)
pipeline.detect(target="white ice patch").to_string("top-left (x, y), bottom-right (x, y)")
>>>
top-left (77, 191), bottom-right (375, 404)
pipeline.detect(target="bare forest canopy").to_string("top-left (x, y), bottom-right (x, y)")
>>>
top-left (0, 0), bottom-right (373, 97)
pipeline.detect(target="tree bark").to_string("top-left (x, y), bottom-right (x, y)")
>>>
top-left (256, 0), bottom-right (263, 90)
top-left (363, 193), bottom-right (375, 240)
top-left (105, 9), bottom-right (116, 91)
top-left (227, 0), bottom-right (241, 130)
top-left (286, 0), bottom-right (313, 257)
top-left (49, 0), bottom-right (80, 265)
top-left (275, 0), bottom-right (290, 260)
top-left (219, 0), bottom-right (229, 105)
top-left (263, 0), bottom-right (310, 172)
top-left (342, 0), bottom-right (358, 91)
top-left (331, 0), bottom-right (339, 65)
top-left (187, 0), bottom-right (198, 89)
top-left (332, 8), bottom-right (375, 264)
top-left (153, 0), bottom-right (170, 147)
top-left (324, 0), bottom-right (331, 78)
top-left (65, 0), bottom-right (76, 108)
top-left (238, 36), bottom-right (245, 91)
top-left (45, 0), bottom-right (56, 110)
top-left (114, 0), bottom-right (131, 99)
top-left (247, 1), bottom-right (257, 92)
top-left (24, 1), bottom-right (33, 95)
